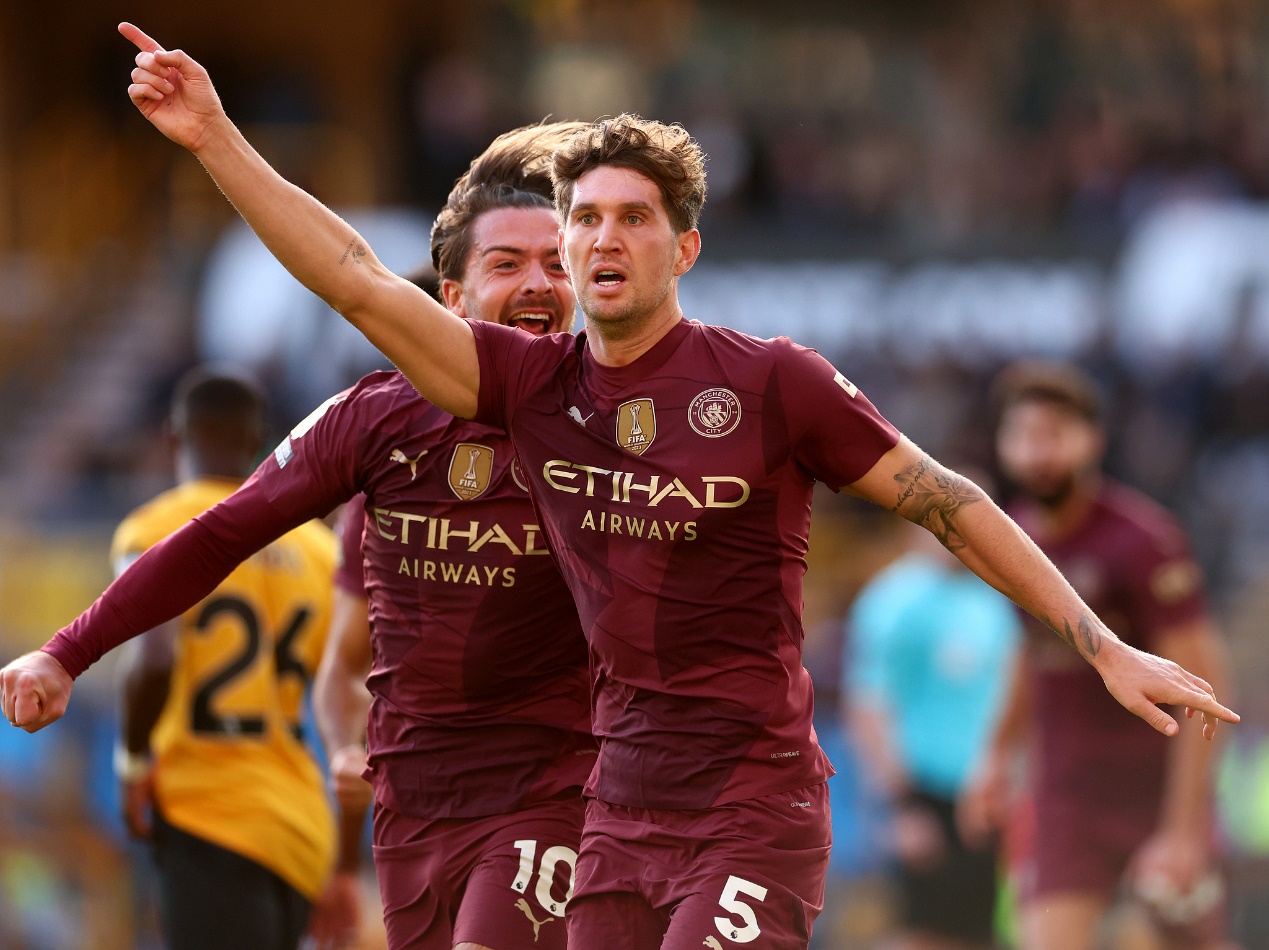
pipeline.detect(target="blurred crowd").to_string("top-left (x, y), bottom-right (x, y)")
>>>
top-left (5, 0), bottom-right (1269, 947)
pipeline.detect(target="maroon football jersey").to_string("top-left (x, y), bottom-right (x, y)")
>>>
top-left (46, 372), bottom-right (593, 819)
top-left (1009, 481), bottom-right (1208, 813)
top-left (471, 318), bottom-right (900, 809)
top-left (334, 494), bottom-right (368, 596)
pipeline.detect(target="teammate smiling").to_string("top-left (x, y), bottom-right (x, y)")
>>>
top-left (1, 23), bottom-right (1239, 949)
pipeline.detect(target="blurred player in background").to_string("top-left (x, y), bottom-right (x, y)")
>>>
top-left (112, 367), bottom-right (339, 950)
top-left (961, 362), bottom-right (1233, 950)
top-left (847, 518), bottom-right (1020, 950)
top-left (8, 122), bottom-right (593, 950)
top-left (2, 24), bottom-right (1240, 950)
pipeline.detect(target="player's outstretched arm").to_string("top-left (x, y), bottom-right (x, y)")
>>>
top-left (1, 651), bottom-right (72, 732)
top-left (846, 436), bottom-right (1239, 739)
top-left (118, 22), bottom-right (479, 418)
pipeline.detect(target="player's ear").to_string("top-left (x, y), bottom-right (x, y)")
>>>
top-left (673, 228), bottom-right (701, 277)
top-left (440, 278), bottom-right (466, 317)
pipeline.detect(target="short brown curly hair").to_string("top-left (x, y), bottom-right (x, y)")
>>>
top-left (430, 121), bottom-right (589, 282)
top-left (552, 114), bottom-right (707, 234)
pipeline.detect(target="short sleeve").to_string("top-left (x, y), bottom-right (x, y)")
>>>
top-left (1122, 520), bottom-right (1208, 645)
top-left (470, 320), bottom-right (536, 430)
top-left (334, 496), bottom-right (368, 597)
top-left (776, 341), bottom-right (900, 490)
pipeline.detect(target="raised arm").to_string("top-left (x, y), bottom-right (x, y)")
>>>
top-left (119, 22), bottom-right (479, 418)
top-left (846, 437), bottom-right (1238, 737)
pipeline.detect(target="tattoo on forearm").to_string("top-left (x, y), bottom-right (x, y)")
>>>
top-left (1052, 613), bottom-right (1102, 657)
top-left (339, 240), bottom-right (367, 266)
top-left (890, 457), bottom-right (983, 551)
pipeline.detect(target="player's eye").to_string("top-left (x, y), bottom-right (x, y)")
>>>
top-left (626, 215), bottom-right (642, 225)
top-left (579, 213), bottom-right (597, 226)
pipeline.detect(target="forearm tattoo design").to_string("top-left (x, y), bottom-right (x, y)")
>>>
top-left (890, 456), bottom-right (983, 552)
top-left (1053, 612), bottom-right (1103, 657)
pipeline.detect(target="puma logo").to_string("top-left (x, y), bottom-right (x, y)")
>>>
top-left (567, 406), bottom-right (593, 426)
top-left (515, 898), bottom-right (555, 943)
top-left (703, 938), bottom-right (724, 949)
top-left (389, 448), bottom-right (428, 480)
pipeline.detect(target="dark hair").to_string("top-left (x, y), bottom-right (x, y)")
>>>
top-left (552, 114), bottom-right (707, 234)
top-left (994, 360), bottom-right (1102, 423)
top-left (170, 366), bottom-right (266, 431)
top-left (430, 121), bottom-right (589, 282)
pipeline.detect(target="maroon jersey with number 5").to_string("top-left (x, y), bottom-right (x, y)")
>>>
top-left (471, 318), bottom-right (900, 809)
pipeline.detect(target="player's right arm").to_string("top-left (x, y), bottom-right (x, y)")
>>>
top-left (118, 22), bottom-right (479, 419)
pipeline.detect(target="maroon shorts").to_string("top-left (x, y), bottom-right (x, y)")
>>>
top-left (568, 782), bottom-right (832, 950)
top-left (372, 792), bottom-right (584, 950)
top-left (1021, 799), bottom-right (1224, 946)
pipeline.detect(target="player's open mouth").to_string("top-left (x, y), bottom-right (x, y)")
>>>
top-left (593, 269), bottom-right (627, 290)
top-left (507, 312), bottom-right (555, 335)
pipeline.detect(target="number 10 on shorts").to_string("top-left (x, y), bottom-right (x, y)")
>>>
top-left (714, 875), bottom-right (769, 944)
top-left (512, 839), bottom-right (577, 917)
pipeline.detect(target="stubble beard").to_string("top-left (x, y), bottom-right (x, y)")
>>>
top-left (580, 276), bottom-right (674, 342)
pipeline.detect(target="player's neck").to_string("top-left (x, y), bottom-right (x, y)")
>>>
top-left (584, 298), bottom-right (684, 368)
top-left (1033, 473), bottom-right (1102, 540)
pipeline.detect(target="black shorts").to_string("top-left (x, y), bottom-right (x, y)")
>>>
top-left (897, 791), bottom-right (998, 944)
top-left (152, 811), bottom-right (312, 950)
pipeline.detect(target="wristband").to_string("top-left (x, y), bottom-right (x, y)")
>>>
top-left (113, 744), bottom-right (153, 782)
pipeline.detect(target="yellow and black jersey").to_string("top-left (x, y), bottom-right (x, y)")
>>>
top-left (112, 478), bottom-right (338, 900)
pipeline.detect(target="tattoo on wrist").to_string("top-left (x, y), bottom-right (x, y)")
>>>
top-left (890, 457), bottom-right (983, 551)
top-left (339, 240), bottom-right (367, 266)
top-left (1053, 613), bottom-right (1103, 657)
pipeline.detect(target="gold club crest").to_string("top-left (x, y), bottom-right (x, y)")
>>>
top-left (447, 443), bottom-right (495, 500)
top-left (616, 398), bottom-right (656, 455)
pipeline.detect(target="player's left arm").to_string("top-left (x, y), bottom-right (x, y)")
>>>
top-left (116, 618), bottom-right (177, 838)
top-left (845, 436), bottom-right (1239, 737)
top-left (1130, 618), bottom-right (1230, 890)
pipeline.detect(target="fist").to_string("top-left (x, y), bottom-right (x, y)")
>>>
top-left (329, 744), bottom-right (373, 810)
top-left (1, 651), bottom-right (73, 733)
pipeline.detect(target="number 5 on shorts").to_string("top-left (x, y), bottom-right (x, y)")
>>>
top-left (511, 839), bottom-right (577, 916)
top-left (714, 875), bottom-right (768, 944)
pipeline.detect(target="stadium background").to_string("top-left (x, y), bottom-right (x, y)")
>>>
top-left (3, 0), bottom-right (1269, 946)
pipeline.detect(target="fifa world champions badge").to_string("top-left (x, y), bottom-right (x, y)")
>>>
top-left (688, 389), bottom-right (742, 438)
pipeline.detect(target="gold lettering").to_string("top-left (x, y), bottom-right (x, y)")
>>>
top-left (684, 522), bottom-right (698, 540)
top-left (649, 478), bottom-right (703, 508)
top-left (543, 460), bottom-right (580, 493)
top-left (439, 519), bottom-right (480, 550)
top-left (703, 476), bottom-right (750, 509)
top-left (523, 525), bottom-right (550, 555)
top-left (483, 566), bottom-right (500, 585)
top-left (502, 567), bottom-right (516, 587)
top-left (609, 515), bottom-right (623, 535)
top-left (465, 565), bottom-right (481, 585)
top-left (666, 522), bottom-right (680, 540)
top-left (398, 512), bottom-right (429, 544)
top-left (625, 516), bottom-right (645, 537)
top-left (398, 556), bottom-right (412, 575)
top-left (374, 508), bottom-right (398, 541)
top-left (441, 562), bottom-right (464, 582)
top-left (623, 471), bottom-right (661, 503)
top-left (599, 511), bottom-right (607, 531)
top-left (610, 470), bottom-right (625, 500)
top-left (427, 517), bottom-right (438, 549)
top-left (471, 524), bottom-right (523, 555)
top-left (647, 521), bottom-right (663, 540)
top-left (422, 560), bottom-right (437, 580)
top-left (574, 464), bottom-right (612, 497)
top-left (581, 510), bottom-right (596, 530)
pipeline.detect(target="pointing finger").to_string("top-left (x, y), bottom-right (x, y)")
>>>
top-left (119, 22), bottom-right (163, 55)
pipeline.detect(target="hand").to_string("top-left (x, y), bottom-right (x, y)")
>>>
top-left (305, 870), bottom-right (361, 949)
top-left (957, 750), bottom-right (1013, 848)
top-left (121, 772), bottom-right (156, 839)
top-left (330, 744), bottom-right (373, 811)
top-left (1, 651), bottom-right (72, 732)
top-left (1094, 640), bottom-right (1238, 738)
top-left (891, 802), bottom-right (948, 872)
top-left (1130, 826), bottom-right (1209, 895)
top-left (118, 22), bottom-right (227, 152)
